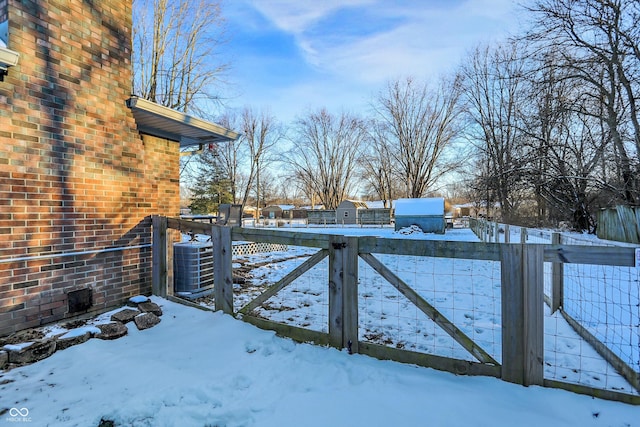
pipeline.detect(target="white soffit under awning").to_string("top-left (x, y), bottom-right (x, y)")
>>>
top-left (0, 20), bottom-right (19, 73)
top-left (126, 96), bottom-right (239, 148)
top-left (0, 47), bottom-right (18, 70)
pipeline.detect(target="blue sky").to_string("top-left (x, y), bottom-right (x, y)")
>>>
top-left (220, 0), bottom-right (521, 123)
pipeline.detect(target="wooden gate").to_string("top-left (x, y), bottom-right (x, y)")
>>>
top-left (153, 218), bottom-right (551, 386)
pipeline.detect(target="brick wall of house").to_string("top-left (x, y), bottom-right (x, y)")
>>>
top-left (0, 0), bottom-right (180, 336)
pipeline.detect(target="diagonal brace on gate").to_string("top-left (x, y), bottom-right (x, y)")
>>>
top-left (238, 249), bottom-right (329, 315)
top-left (359, 252), bottom-right (499, 366)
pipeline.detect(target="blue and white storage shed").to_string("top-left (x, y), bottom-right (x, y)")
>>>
top-left (394, 197), bottom-right (445, 234)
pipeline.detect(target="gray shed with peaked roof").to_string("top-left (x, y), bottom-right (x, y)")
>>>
top-left (336, 200), bottom-right (368, 225)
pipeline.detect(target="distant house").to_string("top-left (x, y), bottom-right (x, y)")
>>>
top-left (262, 205), bottom-right (296, 220)
top-left (336, 200), bottom-right (368, 225)
top-left (453, 203), bottom-right (474, 218)
top-left (394, 198), bottom-right (446, 234)
top-left (242, 206), bottom-right (259, 219)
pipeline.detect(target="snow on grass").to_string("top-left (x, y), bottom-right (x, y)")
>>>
top-left (226, 226), bottom-right (639, 395)
top-left (1, 297), bottom-right (639, 427)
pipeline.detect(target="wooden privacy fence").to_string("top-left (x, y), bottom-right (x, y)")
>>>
top-left (152, 216), bottom-right (640, 403)
top-left (597, 206), bottom-right (640, 244)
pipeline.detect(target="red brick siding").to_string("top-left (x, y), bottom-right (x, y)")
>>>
top-left (0, 0), bottom-right (180, 336)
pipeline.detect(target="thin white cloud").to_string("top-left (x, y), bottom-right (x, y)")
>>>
top-left (226, 0), bottom-right (521, 121)
top-left (249, 0), bottom-right (376, 34)
top-left (246, 0), bottom-right (518, 83)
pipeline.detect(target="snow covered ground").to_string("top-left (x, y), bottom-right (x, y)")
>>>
top-left (2, 297), bottom-right (639, 427)
top-left (223, 226), bottom-right (638, 395)
top-left (3, 225), bottom-right (638, 426)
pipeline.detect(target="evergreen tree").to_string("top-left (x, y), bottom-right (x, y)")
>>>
top-left (188, 150), bottom-right (233, 214)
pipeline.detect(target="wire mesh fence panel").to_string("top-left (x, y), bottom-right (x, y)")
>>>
top-left (166, 221), bottom-right (639, 401)
top-left (552, 261), bottom-right (640, 395)
top-left (234, 246), bottom-right (330, 333)
top-left (359, 255), bottom-right (467, 360)
top-left (544, 305), bottom-right (638, 395)
top-left (231, 245), bottom-right (317, 309)
top-left (469, 221), bottom-right (640, 396)
top-left (561, 233), bottom-right (618, 247)
top-left (358, 254), bottom-right (502, 363)
top-left (506, 224), bottom-right (523, 243)
top-left (249, 264), bottom-right (329, 332)
top-left (525, 229), bottom-right (552, 244)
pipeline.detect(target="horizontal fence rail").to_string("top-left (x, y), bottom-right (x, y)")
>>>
top-left (153, 216), bottom-right (640, 404)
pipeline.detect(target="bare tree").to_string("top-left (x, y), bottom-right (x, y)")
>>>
top-left (372, 76), bottom-right (462, 199)
top-left (240, 108), bottom-right (282, 214)
top-left (517, 49), bottom-right (609, 230)
top-left (216, 113), bottom-right (244, 203)
top-left (460, 42), bottom-right (529, 222)
top-left (360, 120), bottom-right (398, 207)
top-left (525, 0), bottom-right (640, 204)
top-left (287, 109), bottom-right (366, 209)
top-left (132, 0), bottom-right (228, 114)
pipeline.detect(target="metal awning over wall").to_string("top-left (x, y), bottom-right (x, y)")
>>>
top-left (126, 96), bottom-right (239, 148)
top-left (0, 47), bottom-right (19, 81)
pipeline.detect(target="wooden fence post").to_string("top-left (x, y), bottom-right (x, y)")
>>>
top-left (212, 225), bottom-right (234, 314)
top-left (494, 222), bottom-right (500, 243)
top-left (504, 224), bottom-right (510, 243)
top-left (328, 235), bottom-right (359, 352)
top-left (520, 227), bottom-right (528, 244)
top-left (501, 244), bottom-right (544, 386)
top-left (152, 215), bottom-right (168, 298)
top-left (551, 233), bottom-right (564, 313)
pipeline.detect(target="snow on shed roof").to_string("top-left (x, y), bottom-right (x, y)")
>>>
top-left (395, 198), bottom-right (444, 216)
top-left (365, 200), bottom-right (395, 209)
top-left (263, 205), bottom-right (296, 211)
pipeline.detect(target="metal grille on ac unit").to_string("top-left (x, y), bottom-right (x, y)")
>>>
top-left (173, 241), bottom-right (214, 298)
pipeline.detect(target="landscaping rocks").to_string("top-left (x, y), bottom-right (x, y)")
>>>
top-left (95, 322), bottom-right (128, 340)
top-left (138, 301), bottom-right (163, 317)
top-left (128, 295), bottom-right (150, 307)
top-left (1, 299), bottom-right (164, 370)
top-left (134, 312), bottom-right (161, 330)
top-left (56, 330), bottom-right (93, 351)
top-left (0, 328), bottom-right (45, 346)
top-left (5, 339), bottom-right (57, 365)
top-left (110, 308), bottom-right (141, 324)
